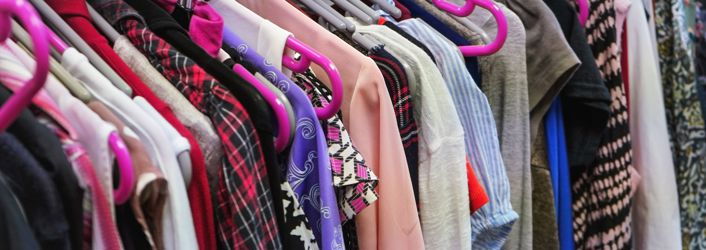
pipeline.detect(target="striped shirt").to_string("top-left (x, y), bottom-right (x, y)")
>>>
top-left (397, 19), bottom-right (518, 249)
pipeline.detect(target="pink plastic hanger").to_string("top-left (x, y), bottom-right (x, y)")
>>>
top-left (232, 64), bottom-right (292, 152)
top-left (47, 28), bottom-right (68, 53)
top-left (281, 37), bottom-right (343, 120)
top-left (431, 0), bottom-right (508, 56)
top-left (0, 0), bottom-right (49, 132)
top-left (576, 0), bottom-right (589, 26)
top-left (109, 132), bottom-right (134, 204)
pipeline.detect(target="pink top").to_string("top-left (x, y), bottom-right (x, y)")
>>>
top-left (235, 0), bottom-right (424, 249)
top-left (153, 0), bottom-right (224, 57)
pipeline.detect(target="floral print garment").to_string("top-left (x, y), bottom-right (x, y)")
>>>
top-left (655, 0), bottom-right (706, 248)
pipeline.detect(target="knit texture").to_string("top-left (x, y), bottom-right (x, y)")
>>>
top-left (571, 0), bottom-right (634, 249)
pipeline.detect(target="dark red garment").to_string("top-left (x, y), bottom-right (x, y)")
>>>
top-left (621, 20), bottom-right (630, 111)
top-left (394, 0), bottom-right (413, 20)
top-left (44, 1), bottom-right (215, 249)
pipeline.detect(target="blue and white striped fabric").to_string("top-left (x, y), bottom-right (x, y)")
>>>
top-left (397, 19), bottom-right (518, 249)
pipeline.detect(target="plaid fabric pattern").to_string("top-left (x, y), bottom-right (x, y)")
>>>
top-left (293, 70), bottom-right (379, 222)
top-left (368, 49), bottom-right (419, 154)
top-left (367, 48), bottom-right (421, 203)
top-left (118, 18), bottom-right (282, 250)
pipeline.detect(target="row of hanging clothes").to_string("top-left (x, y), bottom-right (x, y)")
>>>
top-left (0, 0), bottom-right (701, 249)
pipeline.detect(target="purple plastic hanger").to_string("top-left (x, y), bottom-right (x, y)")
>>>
top-left (576, 0), bottom-right (589, 26)
top-left (0, 0), bottom-right (49, 132)
top-left (431, 0), bottom-right (508, 56)
top-left (281, 37), bottom-right (343, 120)
top-left (232, 63), bottom-right (292, 152)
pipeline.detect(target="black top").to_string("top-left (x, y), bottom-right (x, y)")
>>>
top-left (116, 203), bottom-right (151, 250)
top-left (544, 0), bottom-right (612, 168)
top-left (0, 86), bottom-right (83, 250)
top-left (0, 132), bottom-right (70, 250)
top-left (0, 159), bottom-right (41, 250)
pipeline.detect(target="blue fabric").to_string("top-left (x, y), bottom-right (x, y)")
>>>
top-left (545, 100), bottom-right (574, 250)
top-left (223, 28), bottom-right (344, 250)
top-left (394, 0), bottom-right (482, 84)
top-left (398, 19), bottom-right (517, 249)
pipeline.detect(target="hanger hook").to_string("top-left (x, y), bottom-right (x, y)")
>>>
top-left (282, 37), bottom-right (343, 120)
top-left (0, 0), bottom-right (50, 132)
top-left (432, 0), bottom-right (507, 56)
top-left (431, 0), bottom-right (476, 16)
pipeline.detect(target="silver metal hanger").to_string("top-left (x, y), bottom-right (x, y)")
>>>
top-left (87, 4), bottom-right (121, 43)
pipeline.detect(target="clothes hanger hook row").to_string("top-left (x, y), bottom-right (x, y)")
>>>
top-left (0, 0), bottom-right (50, 132)
top-left (432, 0), bottom-right (508, 56)
top-left (282, 37), bottom-right (343, 120)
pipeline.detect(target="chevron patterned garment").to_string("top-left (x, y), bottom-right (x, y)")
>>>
top-left (293, 70), bottom-right (380, 222)
top-left (655, 0), bottom-right (706, 248)
top-left (571, 0), bottom-right (634, 249)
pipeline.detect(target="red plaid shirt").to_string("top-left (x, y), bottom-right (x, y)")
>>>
top-left (116, 17), bottom-right (282, 249)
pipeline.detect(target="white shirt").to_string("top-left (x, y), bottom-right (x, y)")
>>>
top-left (133, 96), bottom-right (192, 186)
top-left (209, 0), bottom-right (292, 74)
top-left (60, 48), bottom-right (198, 250)
top-left (626, 1), bottom-right (682, 249)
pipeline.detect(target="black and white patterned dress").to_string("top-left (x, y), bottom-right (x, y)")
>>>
top-left (571, 0), bottom-right (634, 249)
